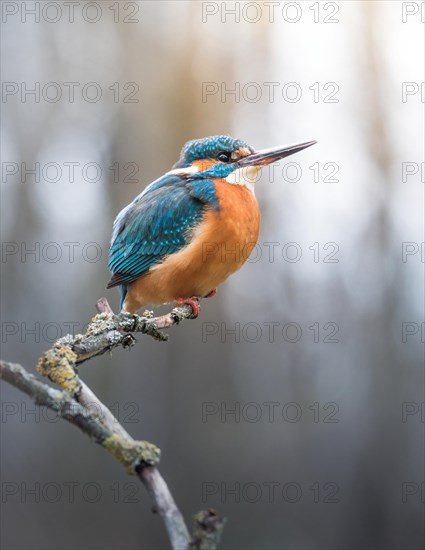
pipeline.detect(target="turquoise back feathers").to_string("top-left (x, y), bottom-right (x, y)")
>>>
top-left (108, 135), bottom-right (254, 291)
top-left (107, 175), bottom-right (218, 288)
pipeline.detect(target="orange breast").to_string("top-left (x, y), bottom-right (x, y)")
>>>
top-left (123, 180), bottom-right (261, 312)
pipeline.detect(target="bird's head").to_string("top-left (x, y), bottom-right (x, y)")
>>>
top-left (170, 135), bottom-right (317, 190)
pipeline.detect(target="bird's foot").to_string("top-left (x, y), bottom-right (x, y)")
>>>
top-left (204, 288), bottom-right (217, 298)
top-left (175, 297), bottom-right (200, 318)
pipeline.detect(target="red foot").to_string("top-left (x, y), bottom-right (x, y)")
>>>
top-left (204, 288), bottom-right (217, 298)
top-left (175, 297), bottom-right (200, 318)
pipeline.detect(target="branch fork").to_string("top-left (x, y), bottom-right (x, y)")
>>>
top-left (1, 298), bottom-right (225, 550)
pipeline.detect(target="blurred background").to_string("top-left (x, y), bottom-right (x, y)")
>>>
top-left (1, 1), bottom-right (424, 549)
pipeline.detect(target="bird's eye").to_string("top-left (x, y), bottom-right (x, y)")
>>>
top-left (217, 152), bottom-right (231, 163)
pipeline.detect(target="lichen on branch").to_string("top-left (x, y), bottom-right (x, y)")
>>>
top-left (0, 298), bottom-right (225, 550)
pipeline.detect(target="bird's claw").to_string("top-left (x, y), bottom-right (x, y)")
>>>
top-left (175, 297), bottom-right (200, 318)
top-left (204, 288), bottom-right (217, 298)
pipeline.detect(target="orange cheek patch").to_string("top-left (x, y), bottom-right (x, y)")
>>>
top-left (236, 147), bottom-right (253, 158)
top-left (192, 159), bottom-right (218, 172)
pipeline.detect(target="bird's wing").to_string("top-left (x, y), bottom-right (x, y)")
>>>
top-left (107, 174), bottom-right (218, 288)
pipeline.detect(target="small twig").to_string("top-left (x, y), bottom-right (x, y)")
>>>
top-left (191, 509), bottom-right (227, 550)
top-left (96, 297), bottom-right (114, 314)
top-left (77, 298), bottom-right (197, 365)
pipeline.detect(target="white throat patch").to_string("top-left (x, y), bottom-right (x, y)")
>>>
top-left (166, 165), bottom-right (200, 177)
top-left (225, 165), bottom-right (260, 193)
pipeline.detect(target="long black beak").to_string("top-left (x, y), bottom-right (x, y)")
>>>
top-left (237, 140), bottom-right (317, 166)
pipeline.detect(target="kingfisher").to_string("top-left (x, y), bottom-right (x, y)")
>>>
top-left (107, 135), bottom-right (316, 315)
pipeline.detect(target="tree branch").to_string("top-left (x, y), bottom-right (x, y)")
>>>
top-left (0, 360), bottom-right (159, 469)
top-left (0, 298), bottom-right (225, 550)
top-left (45, 298), bottom-right (198, 368)
top-left (36, 298), bottom-right (198, 394)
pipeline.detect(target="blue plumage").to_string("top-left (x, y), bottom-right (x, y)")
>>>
top-left (173, 135), bottom-right (253, 168)
top-left (107, 174), bottom-right (219, 289)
